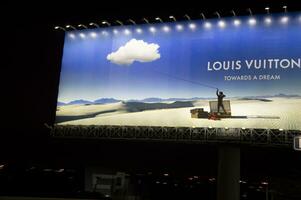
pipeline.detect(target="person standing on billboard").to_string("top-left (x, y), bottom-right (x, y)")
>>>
top-left (216, 89), bottom-right (227, 114)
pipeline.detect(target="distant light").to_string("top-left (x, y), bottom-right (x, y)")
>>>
top-left (54, 26), bottom-right (59, 29)
top-left (155, 17), bottom-right (163, 22)
top-left (218, 20), bottom-right (226, 28)
top-left (248, 18), bottom-right (257, 26)
top-left (208, 126), bottom-right (213, 129)
top-left (113, 29), bottom-right (119, 34)
top-left (90, 32), bottom-right (97, 38)
top-left (124, 29), bottom-right (131, 35)
top-left (169, 16), bottom-right (177, 21)
top-left (0, 165), bottom-right (4, 170)
top-left (204, 22), bottom-right (212, 29)
top-left (136, 28), bottom-right (143, 34)
top-left (188, 23), bottom-right (196, 30)
top-left (43, 168), bottom-right (52, 172)
top-left (280, 16), bottom-right (289, 24)
top-left (261, 181), bottom-right (269, 185)
top-left (176, 24), bottom-right (183, 31)
top-left (192, 126), bottom-right (196, 128)
top-left (233, 19), bottom-right (241, 26)
top-left (279, 128), bottom-right (284, 131)
top-left (68, 33), bottom-right (76, 39)
top-left (163, 182), bottom-right (167, 185)
top-left (162, 26), bottom-right (170, 32)
top-left (66, 25), bottom-right (71, 28)
top-left (225, 127), bottom-right (229, 130)
top-left (149, 26), bottom-right (156, 33)
top-left (156, 181), bottom-right (160, 184)
top-left (164, 173), bottom-right (169, 176)
top-left (105, 195), bottom-right (110, 198)
top-left (193, 176), bottom-right (199, 179)
top-left (264, 17), bottom-right (272, 25)
top-left (242, 127), bottom-right (246, 130)
top-left (79, 33), bottom-right (86, 38)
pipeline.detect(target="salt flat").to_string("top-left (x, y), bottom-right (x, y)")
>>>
top-left (56, 98), bottom-right (301, 130)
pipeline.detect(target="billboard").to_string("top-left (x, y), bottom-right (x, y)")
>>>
top-left (56, 13), bottom-right (301, 130)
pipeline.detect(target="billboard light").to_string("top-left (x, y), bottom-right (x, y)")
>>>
top-left (264, 17), bottom-right (272, 25)
top-left (155, 17), bottom-right (163, 23)
top-left (233, 19), bottom-right (241, 26)
top-left (124, 29), bottom-right (131, 35)
top-left (78, 24), bottom-right (88, 29)
top-left (68, 33), bottom-right (76, 39)
top-left (79, 33), bottom-right (86, 39)
top-left (293, 135), bottom-right (301, 151)
top-left (89, 22), bottom-right (100, 28)
top-left (116, 20), bottom-right (123, 25)
top-left (280, 16), bottom-right (289, 24)
top-left (66, 25), bottom-right (76, 30)
top-left (248, 18), bottom-right (257, 26)
top-left (218, 20), bottom-right (226, 28)
top-left (169, 16), bottom-right (177, 21)
top-left (176, 24), bottom-right (183, 31)
top-left (149, 26), bottom-right (156, 33)
top-left (113, 29), bottom-right (119, 34)
top-left (162, 26), bottom-right (170, 32)
top-left (265, 7), bottom-right (270, 14)
top-left (90, 32), bottom-right (97, 38)
top-left (188, 23), bottom-right (196, 30)
top-left (128, 19), bottom-right (136, 25)
top-left (136, 28), bottom-right (143, 34)
top-left (204, 22), bottom-right (212, 29)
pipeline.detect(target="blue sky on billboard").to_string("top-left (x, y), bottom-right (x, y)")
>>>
top-left (58, 12), bottom-right (301, 102)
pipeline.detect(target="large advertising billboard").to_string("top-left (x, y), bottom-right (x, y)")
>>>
top-left (56, 13), bottom-right (301, 130)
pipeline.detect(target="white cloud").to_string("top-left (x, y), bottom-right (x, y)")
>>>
top-left (107, 39), bottom-right (160, 65)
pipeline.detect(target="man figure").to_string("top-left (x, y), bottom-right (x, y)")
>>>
top-left (216, 89), bottom-right (227, 114)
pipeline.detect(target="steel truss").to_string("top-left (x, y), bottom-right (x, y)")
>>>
top-left (51, 125), bottom-right (301, 147)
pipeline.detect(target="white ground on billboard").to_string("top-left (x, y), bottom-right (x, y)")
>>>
top-left (56, 98), bottom-right (301, 130)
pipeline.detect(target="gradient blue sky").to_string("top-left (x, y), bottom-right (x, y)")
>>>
top-left (58, 13), bottom-right (301, 103)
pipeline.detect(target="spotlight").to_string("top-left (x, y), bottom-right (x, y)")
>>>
top-left (79, 33), bottom-right (86, 38)
top-left (233, 19), bottom-right (241, 26)
top-left (155, 17), bottom-right (163, 23)
top-left (90, 32), bottom-right (97, 38)
top-left (280, 16), bottom-right (289, 24)
top-left (116, 20), bottom-right (124, 25)
top-left (248, 18), bottom-right (257, 26)
top-left (214, 11), bottom-right (221, 18)
top-left (89, 22), bottom-right (100, 28)
top-left (113, 29), bottom-right (119, 34)
top-left (169, 16), bottom-right (177, 21)
top-left (189, 23), bottom-right (196, 30)
top-left (176, 24), bottom-right (184, 31)
top-left (128, 19), bottom-right (136, 25)
top-left (68, 33), bottom-right (76, 39)
top-left (204, 22), bottom-right (212, 29)
top-left (142, 18), bottom-right (149, 24)
top-left (283, 5), bottom-right (287, 13)
top-left (264, 17), bottom-right (272, 25)
top-left (66, 25), bottom-right (76, 30)
top-left (162, 26), bottom-right (170, 32)
top-left (54, 26), bottom-right (66, 31)
top-left (200, 13), bottom-right (206, 20)
top-left (218, 20), bottom-right (226, 28)
top-left (247, 8), bottom-right (253, 16)
top-left (265, 7), bottom-right (270, 14)
top-left (102, 21), bottom-right (111, 26)
top-left (78, 24), bottom-right (88, 29)
top-left (231, 10), bottom-right (236, 17)
top-left (136, 28), bottom-right (143, 34)
top-left (102, 31), bottom-right (109, 36)
top-left (149, 26), bottom-right (156, 33)
top-left (124, 29), bottom-right (131, 35)
top-left (184, 14), bottom-right (191, 20)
